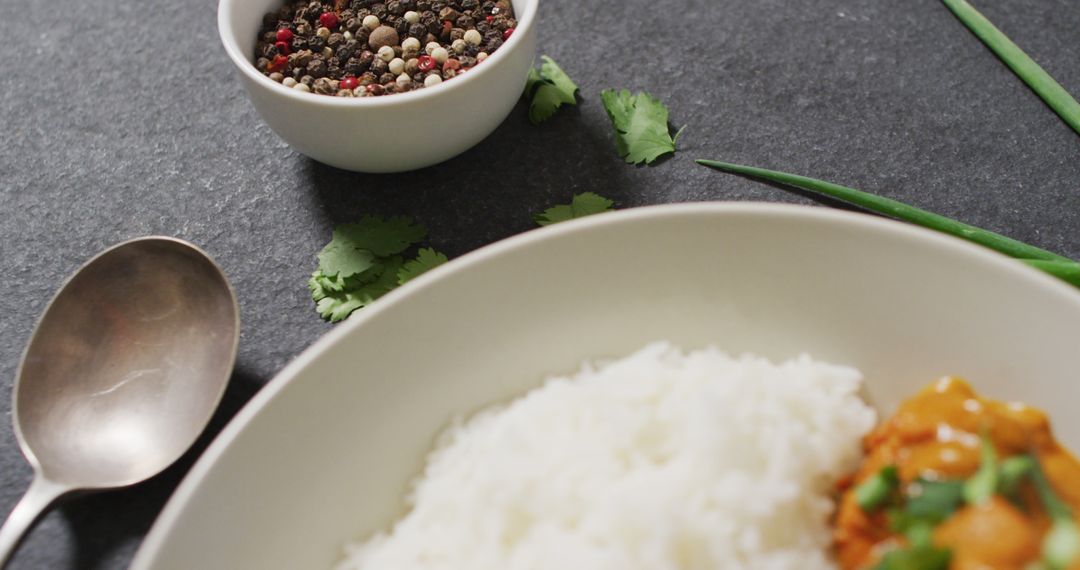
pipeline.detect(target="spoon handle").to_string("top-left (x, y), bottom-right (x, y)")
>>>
top-left (0, 475), bottom-right (69, 568)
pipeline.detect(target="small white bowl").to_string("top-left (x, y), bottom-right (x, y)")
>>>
top-left (218, 0), bottom-right (537, 173)
top-left (132, 203), bottom-right (1080, 569)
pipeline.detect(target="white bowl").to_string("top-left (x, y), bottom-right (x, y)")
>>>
top-left (218, 0), bottom-right (537, 173)
top-left (132, 203), bottom-right (1080, 569)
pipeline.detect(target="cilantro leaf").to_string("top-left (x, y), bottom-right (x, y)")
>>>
top-left (534, 192), bottom-right (615, 226)
top-left (313, 257), bottom-right (405, 322)
top-left (398, 248), bottom-right (449, 284)
top-left (335, 215), bottom-right (427, 257)
top-left (317, 242), bottom-right (377, 278)
top-left (539, 56), bottom-right (578, 102)
top-left (524, 56), bottom-right (578, 125)
top-left (600, 89), bottom-right (683, 165)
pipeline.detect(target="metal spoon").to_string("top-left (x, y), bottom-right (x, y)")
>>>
top-left (0, 237), bottom-right (240, 566)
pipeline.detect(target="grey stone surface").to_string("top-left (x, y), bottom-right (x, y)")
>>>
top-left (1, 0), bottom-right (1078, 567)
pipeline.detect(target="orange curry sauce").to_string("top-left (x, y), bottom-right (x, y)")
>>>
top-left (834, 377), bottom-right (1080, 570)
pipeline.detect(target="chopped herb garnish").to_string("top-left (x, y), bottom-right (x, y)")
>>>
top-left (696, 160), bottom-right (1080, 289)
top-left (871, 543), bottom-right (952, 570)
top-left (999, 455), bottom-right (1036, 500)
top-left (941, 0), bottom-right (1080, 138)
top-left (524, 56), bottom-right (579, 125)
top-left (904, 479), bottom-right (964, 522)
top-left (601, 89), bottom-right (684, 165)
top-left (534, 192), bottom-right (615, 226)
top-left (309, 216), bottom-right (447, 322)
top-left (963, 433), bottom-right (999, 505)
top-left (855, 465), bottom-right (900, 512)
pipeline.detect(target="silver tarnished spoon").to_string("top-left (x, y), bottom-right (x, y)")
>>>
top-left (0, 237), bottom-right (239, 566)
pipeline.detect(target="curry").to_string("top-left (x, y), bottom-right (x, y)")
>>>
top-left (835, 377), bottom-right (1080, 570)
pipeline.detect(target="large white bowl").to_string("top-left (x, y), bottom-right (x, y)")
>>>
top-left (132, 203), bottom-right (1080, 569)
top-left (218, 0), bottom-right (537, 172)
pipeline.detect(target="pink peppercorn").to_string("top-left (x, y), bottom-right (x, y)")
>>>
top-left (340, 76), bottom-right (359, 90)
top-left (442, 58), bottom-right (461, 72)
top-left (503, 28), bottom-right (514, 40)
top-left (417, 55), bottom-right (436, 72)
top-left (267, 54), bottom-right (288, 72)
top-left (274, 40), bottom-right (290, 55)
top-left (319, 12), bottom-right (340, 29)
top-left (275, 28), bottom-right (294, 43)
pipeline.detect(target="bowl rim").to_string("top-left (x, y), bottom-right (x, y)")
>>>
top-left (217, 0), bottom-right (538, 107)
top-left (130, 201), bottom-right (1080, 567)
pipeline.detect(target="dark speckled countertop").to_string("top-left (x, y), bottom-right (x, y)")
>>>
top-left (1, 0), bottom-right (1078, 567)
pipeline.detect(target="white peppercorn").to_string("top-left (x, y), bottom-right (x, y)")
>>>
top-left (463, 29), bottom-right (482, 45)
top-left (431, 46), bottom-right (449, 64)
top-left (476, 51), bottom-right (488, 62)
top-left (268, 72), bottom-right (285, 82)
top-left (424, 74), bottom-right (442, 87)
top-left (343, 31), bottom-right (353, 41)
top-left (316, 26), bottom-right (331, 39)
top-left (396, 73), bottom-right (412, 87)
top-left (401, 37), bottom-right (420, 52)
top-left (403, 10), bottom-right (420, 23)
top-left (451, 39), bottom-right (466, 54)
top-left (322, 46), bottom-right (334, 59)
top-left (282, 76), bottom-right (298, 87)
top-left (389, 57), bottom-right (405, 75)
top-left (362, 15), bottom-right (380, 30)
top-left (377, 45), bottom-right (395, 62)
top-left (294, 82), bottom-right (311, 92)
top-left (425, 41), bottom-right (440, 55)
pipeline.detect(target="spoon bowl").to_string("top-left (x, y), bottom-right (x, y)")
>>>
top-left (0, 237), bottom-right (239, 566)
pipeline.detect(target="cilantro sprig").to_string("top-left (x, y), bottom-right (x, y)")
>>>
top-left (524, 56), bottom-right (579, 125)
top-left (309, 216), bottom-right (447, 322)
top-left (534, 192), bottom-right (615, 226)
top-left (601, 89), bottom-right (684, 165)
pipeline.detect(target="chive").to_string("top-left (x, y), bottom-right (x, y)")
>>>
top-left (855, 465), bottom-right (900, 512)
top-left (963, 433), bottom-right (999, 505)
top-left (941, 0), bottom-right (1080, 138)
top-left (695, 160), bottom-right (1074, 265)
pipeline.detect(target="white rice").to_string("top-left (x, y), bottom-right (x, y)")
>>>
top-left (336, 343), bottom-right (876, 570)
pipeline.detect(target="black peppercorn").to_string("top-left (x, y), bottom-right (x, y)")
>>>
top-left (343, 57), bottom-right (363, 75)
top-left (308, 35), bottom-right (326, 51)
top-left (417, 0), bottom-right (431, 10)
top-left (307, 59), bottom-right (327, 77)
top-left (387, 0), bottom-right (404, 14)
top-left (455, 15), bottom-right (473, 28)
top-left (336, 38), bottom-right (358, 59)
top-left (327, 32), bottom-right (343, 47)
top-left (408, 22), bottom-right (426, 38)
top-left (371, 3), bottom-right (388, 19)
top-left (461, 0), bottom-right (477, 9)
top-left (379, 72), bottom-right (396, 84)
top-left (370, 58), bottom-right (388, 74)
